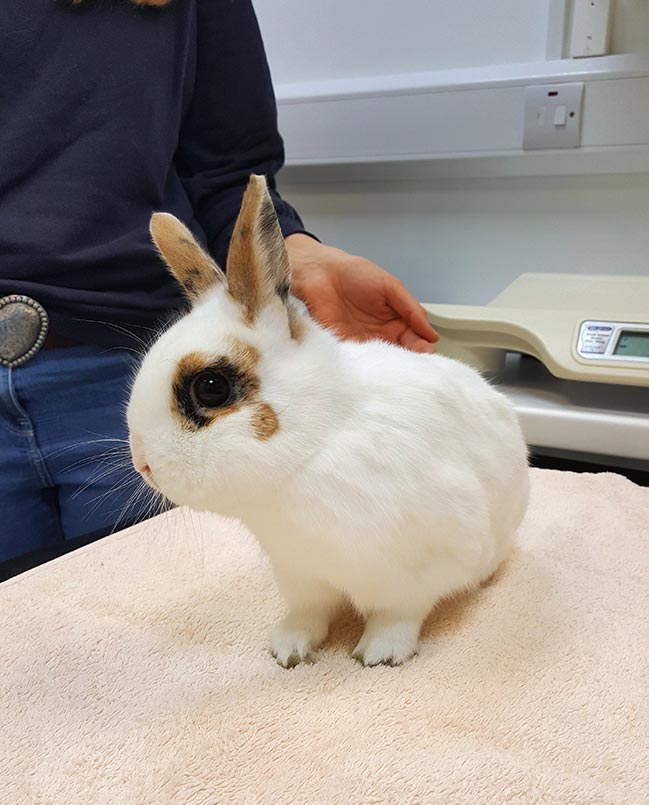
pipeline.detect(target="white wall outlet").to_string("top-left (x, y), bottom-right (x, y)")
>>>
top-left (523, 82), bottom-right (584, 150)
top-left (570, 0), bottom-right (612, 58)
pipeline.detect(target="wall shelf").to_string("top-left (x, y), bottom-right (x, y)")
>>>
top-left (276, 53), bottom-right (649, 181)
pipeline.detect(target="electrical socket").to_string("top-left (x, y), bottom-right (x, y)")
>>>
top-left (523, 83), bottom-right (584, 150)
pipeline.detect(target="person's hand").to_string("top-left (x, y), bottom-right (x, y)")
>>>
top-left (285, 234), bottom-right (438, 354)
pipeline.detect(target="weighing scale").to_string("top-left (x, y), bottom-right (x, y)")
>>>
top-left (424, 274), bottom-right (649, 466)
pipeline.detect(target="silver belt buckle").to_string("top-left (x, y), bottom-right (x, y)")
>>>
top-left (0, 295), bottom-right (49, 368)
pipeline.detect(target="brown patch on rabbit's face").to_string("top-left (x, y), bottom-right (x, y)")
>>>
top-left (228, 337), bottom-right (261, 375)
top-left (150, 214), bottom-right (225, 303)
top-left (171, 346), bottom-right (278, 441)
top-left (251, 404), bottom-right (279, 441)
top-left (171, 352), bottom-right (259, 431)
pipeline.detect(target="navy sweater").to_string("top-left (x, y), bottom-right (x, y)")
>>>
top-left (0, 0), bottom-right (308, 346)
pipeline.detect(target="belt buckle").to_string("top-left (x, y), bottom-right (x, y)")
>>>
top-left (0, 295), bottom-right (49, 368)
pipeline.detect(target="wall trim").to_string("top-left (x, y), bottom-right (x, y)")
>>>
top-left (275, 54), bottom-right (649, 177)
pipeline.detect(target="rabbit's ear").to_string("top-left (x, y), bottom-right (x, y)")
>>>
top-left (150, 213), bottom-right (226, 303)
top-left (226, 175), bottom-right (291, 324)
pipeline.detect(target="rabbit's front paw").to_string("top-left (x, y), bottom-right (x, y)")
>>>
top-left (352, 612), bottom-right (423, 667)
top-left (270, 611), bottom-right (328, 668)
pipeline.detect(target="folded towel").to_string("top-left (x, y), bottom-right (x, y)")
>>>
top-left (1, 469), bottom-right (647, 803)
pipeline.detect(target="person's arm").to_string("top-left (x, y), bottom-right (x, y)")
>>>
top-left (175, 0), bottom-right (309, 268)
top-left (286, 235), bottom-right (438, 353)
top-left (177, 0), bottom-right (437, 353)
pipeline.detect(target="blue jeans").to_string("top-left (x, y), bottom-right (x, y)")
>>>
top-left (0, 346), bottom-right (152, 563)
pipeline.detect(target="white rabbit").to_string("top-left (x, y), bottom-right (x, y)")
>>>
top-left (127, 175), bottom-right (529, 667)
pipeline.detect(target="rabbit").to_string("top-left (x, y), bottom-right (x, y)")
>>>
top-left (127, 174), bottom-right (530, 668)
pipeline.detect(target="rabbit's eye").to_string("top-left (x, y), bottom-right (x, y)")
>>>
top-left (190, 370), bottom-right (234, 409)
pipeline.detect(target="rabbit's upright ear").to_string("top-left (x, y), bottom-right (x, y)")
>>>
top-left (226, 175), bottom-right (292, 324)
top-left (150, 213), bottom-right (226, 303)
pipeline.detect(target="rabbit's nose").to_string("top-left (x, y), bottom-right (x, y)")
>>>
top-left (134, 456), bottom-right (154, 480)
top-left (133, 454), bottom-right (151, 476)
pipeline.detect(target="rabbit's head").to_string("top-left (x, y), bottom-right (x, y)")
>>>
top-left (127, 175), bottom-right (338, 515)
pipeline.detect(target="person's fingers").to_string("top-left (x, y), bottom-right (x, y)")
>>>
top-left (411, 305), bottom-right (439, 342)
top-left (385, 278), bottom-right (438, 342)
top-left (399, 327), bottom-right (437, 354)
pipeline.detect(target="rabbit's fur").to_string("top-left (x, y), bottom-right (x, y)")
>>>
top-left (127, 175), bottom-right (530, 667)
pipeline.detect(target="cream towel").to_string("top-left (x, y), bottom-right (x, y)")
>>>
top-left (1, 469), bottom-right (647, 804)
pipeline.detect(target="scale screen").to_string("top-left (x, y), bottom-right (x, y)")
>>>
top-left (614, 331), bottom-right (649, 358)
top-left (577, 320), bottom-right (649, 364)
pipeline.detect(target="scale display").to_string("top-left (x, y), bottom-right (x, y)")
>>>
top-left (577, 321), bottom-right (649, 364)
top-left (614, 331), bottom-right (649, 358)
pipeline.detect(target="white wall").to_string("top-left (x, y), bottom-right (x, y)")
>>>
top-left (254, 1), bottom-right (551, 82)
top-left (255, 0), bottom-right (649, 86)
top-left (279, 174), bottom-right (649, 302)
top-left (256, 1), bottom-right (649, 304)
top-left (611, 0), bottom-right (649, 55)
